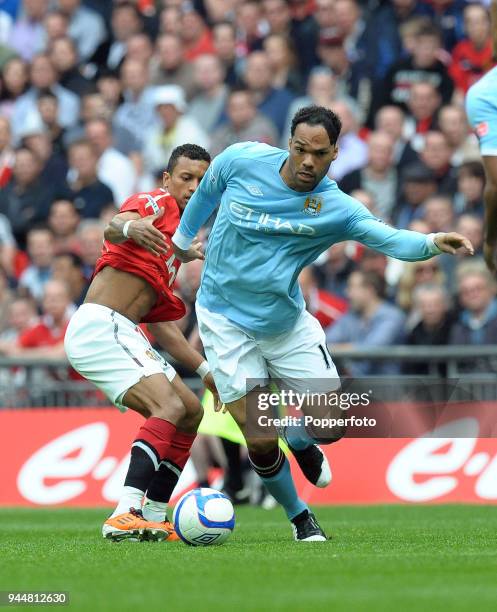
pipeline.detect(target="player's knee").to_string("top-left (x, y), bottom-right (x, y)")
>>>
top-left (178, 399), bottom-right (204, 433)
top-left (246, 436), bottom-right (278, 456)
top-left (147, 394), bottom-right (186, 423)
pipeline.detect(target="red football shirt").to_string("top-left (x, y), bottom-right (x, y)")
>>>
top-left (93, 189), bottom-right (186, 323)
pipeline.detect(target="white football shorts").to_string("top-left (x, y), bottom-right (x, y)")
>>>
top-left (196, 303), bottom-right (340, 404)
top-left (64, 303), bottom-right (176, 411)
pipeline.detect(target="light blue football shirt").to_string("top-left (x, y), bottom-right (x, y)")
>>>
top-left (466, 66), bottom-right (497, 156)
top-left (173, 142), bottom-right (441, 336)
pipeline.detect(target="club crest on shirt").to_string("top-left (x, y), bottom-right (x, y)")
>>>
top-left (302, 196), bottom-right (323, 216)
top-left (145, 349), bottom-right (161, 361)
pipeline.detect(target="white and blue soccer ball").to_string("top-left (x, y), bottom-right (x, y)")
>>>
top-left (173, 488), bottom-right (235, 546)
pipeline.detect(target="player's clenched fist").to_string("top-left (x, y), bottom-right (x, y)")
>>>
top-left (172, 238), bottom-right (205, 262)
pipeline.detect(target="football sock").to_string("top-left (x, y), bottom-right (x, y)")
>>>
top-left (111, 417), bottom-right (178, 518)
top-left (221, 438), bottom-right (244, 492)
top-left (142, 499), bottom-right (168, 522)
top-left (284, 421), bottom-right (314, 451)
top-left (111, 486), bottom-right (144, 518)
top-left (249, 447), bottom-right (308, 520)
top-left (144, 430), bottom-right (196, 516)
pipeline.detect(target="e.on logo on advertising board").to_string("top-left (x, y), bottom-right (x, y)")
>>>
top-left (1, 409), bottom-right (497, 506)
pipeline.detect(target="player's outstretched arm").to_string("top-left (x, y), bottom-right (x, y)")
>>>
top-left (148, 321), bottom-right (220, 408)
top-left (104, 209), bottom-right (167, 257)
top-left (346, 208), bottom-right (474, 261)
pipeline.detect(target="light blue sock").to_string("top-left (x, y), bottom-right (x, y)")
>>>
top-left (260, 456), bottom-right (308, 520)
top-left (284, 422), bottom-right (314, 451)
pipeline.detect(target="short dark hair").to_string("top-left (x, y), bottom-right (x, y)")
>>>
top-left (291, 105), bottom-right (342, 146)
top-left (166, 144), bottom-right (211, 173)
top-left (357, 270), bottom-right (386, 299)
top-left (458, 160), bottom-right (485, 181)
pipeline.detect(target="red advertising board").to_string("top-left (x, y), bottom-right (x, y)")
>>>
top-left (1, 409), bottom-right (497, 506)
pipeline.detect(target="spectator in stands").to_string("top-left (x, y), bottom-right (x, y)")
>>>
top-left (393, 162), bottom-right (438, 229)
top-left (48, 36), bottom-right (93, 97)
top-left (113, 57), bottom-right (158, 149)
top-left (455, 214), bottom-right (484, 257)
top-left (77, 219), bottom-right (104, 279)
top-left (283, 67), bottom-right (360, 144)
top-left (422, 195), bottom-right (455, 234)
top-left (0, 267), bottom-right (13, 334)
top-left (262, 0), bottom-right (318, 74)
top-left (7, 0), bottom-right (47, 61)
top-left (188, 54), bottom-right (229, 135)
top-left (454, 161), bottom-right (485, 217)
top-left (150, 33), bottom-right (196, 100)
top-left (0, 147), bottom-right (54, 246)
top-left (397, 259), bottom-right (447, 311)
top-left (181, 6), bottom-right (215, 61)
top-left (404, 284), bottom-right (454, 374)
top-left (243, 50), bottom-right (295, 137)
top-left (263, 33), bottom-right (303, 95)
top-left (6, 279), bottom-right (74, 358)
top-left (18, 226), bottom-right (55, 302)
top-left (375, 105), bottom-right (418, 171)
top-left (404, 81), bottom-right (441, 149)
top-left (142, 85), bottom-right (209, 175)
top-left (67, 139), bottom-right (115, 218)
top-left (450, 3), bottom-right (493, 96)
top-left (450, 261), bottom-right (497, 348)
top-left (20, 118), bottom-right (68, 186)
top-left (423, 0), bottom-right (465, 52)
top-left (212, 21), bottom-right (243, 88)
top-left (326, 270), bottom-right (406, 375)
top-left (48, 198), bottom-right (81, 253)
top-left (126, 32), bottom-right (154, 65)
top-left (43, 10), bottom-right (69, 47)
top-left (299, 265), bottom-right (348, 330)
top-left (363, 0), bottom-right (425, 82)
top-left (0, 57), bottom-right (29, 118)
top-left (381, 23), bottom-right (454, 111)
top-left (327, 100), bottom-right (367, 181)
top-left (236, 0), bottom-right (265, 55)
top-left (340, 131), bottom-right (398, 220)
top-left (420, 131), bottom-right (458, 194)
top-left (210, 88), bottom-right (278, 156)
top-left (314, 242), bottom-right (357, 299)
top-left (316, 33), bottom-right (369, 116)
top-left (158, 5), bottom-right (181, 36)
top-left (57, 0), bottom-right (106, 63)
top-left (0, 116), bottom-right (14, 188)
top-left (438, 104), bottom-right (479, 167)
top-left (85, 118), bottom-right (136, 206)
top-left (0, 296), bottom-right (38, 343)
top-left (36, 90), bottom-right (66, 155)
top-left (11, 53), bottom-right (80, 140)
top-left (52, 251), bottom-right (88, 307)
top-left (95, 1), bottom-right (143, 72)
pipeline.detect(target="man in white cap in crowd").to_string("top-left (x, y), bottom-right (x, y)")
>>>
top-left (142, 85), bottom-right (209, 176)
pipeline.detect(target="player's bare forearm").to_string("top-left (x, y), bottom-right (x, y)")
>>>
top-left (148, 321), bottom-right (205, 372)
top-left (104, 212), bottom-right (140, 244)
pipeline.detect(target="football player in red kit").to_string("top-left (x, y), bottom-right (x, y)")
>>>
top-left (65, 144), bottom-right (218, 541)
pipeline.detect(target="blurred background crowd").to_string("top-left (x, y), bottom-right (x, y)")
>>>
top-left (0, 0), bottom-right (496, 377)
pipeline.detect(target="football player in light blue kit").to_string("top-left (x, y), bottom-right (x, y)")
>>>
top-left (172, 106), bottom-right (473, 541)
top-left (466, 0), bottom-right (497, 272)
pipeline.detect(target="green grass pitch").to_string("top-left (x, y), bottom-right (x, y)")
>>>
top-left (2, 505), bottom-right (497, 612)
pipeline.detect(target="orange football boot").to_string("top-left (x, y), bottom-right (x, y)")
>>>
top-left (102, 507), bottom-right (169, 542)
top-left (161, 519), bottom-right (180, 542)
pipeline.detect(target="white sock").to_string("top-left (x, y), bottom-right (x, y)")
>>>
top-left (142, 499), bottom-right (168, 522)
top-left (110, 486), bottom-right (144, 518)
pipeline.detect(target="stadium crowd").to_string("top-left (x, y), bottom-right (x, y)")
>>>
top-left (0, 0), bottom-right (496, 377)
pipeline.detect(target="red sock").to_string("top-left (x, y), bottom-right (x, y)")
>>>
top-left (169, 431), bottom-right (196, 469)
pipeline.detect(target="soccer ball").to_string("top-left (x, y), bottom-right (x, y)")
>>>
top-left (173, 488), bottom-right (235, 546)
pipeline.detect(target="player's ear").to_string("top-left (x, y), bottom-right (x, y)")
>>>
top-left (288, 137), bottom-right (292, 150)
top-left (331, 144), bottom-right (339, 161)
top-left (162, 171), bottom-right (170, 187)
